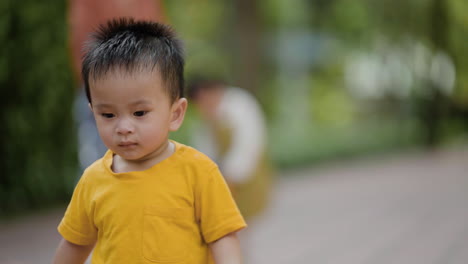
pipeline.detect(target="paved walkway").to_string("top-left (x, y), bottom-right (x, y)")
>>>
top-left (1, 147), bottom-right (467, 264)
top-left (247, 147), bottom-right (468, 264)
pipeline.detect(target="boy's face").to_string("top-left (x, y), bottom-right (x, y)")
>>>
top-left (89, 69), bottom-right (186, 162)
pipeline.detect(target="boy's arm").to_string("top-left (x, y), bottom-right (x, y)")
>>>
top-left (53, 238), bottom-right (94, 264)
top-left (209, 232), bottom-right (242, 264)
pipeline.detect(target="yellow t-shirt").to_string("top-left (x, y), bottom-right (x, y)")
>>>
top-left (58, 141), bottom-right (246, 264)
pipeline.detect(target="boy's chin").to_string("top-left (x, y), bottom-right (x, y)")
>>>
top-left (113, 151), bottom-right (144, 162)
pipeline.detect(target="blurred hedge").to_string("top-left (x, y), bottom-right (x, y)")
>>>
top-left (0, 1), bottom-right (77, 215)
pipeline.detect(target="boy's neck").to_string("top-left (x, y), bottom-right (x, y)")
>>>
top-left (111, 140), bottom-right (175, 173)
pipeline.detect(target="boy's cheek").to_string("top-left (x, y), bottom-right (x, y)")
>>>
top-left (95, 123), bottom-right (111, 136)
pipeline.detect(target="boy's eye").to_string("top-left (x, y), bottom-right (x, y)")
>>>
top-left (134, 111), bottom-right (147, 117)
top-left (101, 113), bottom-right (115, 118)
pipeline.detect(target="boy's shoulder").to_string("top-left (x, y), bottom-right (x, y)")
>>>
top-left (173, 141), bottom-right (218, 170)
top-left (79, 152), bottom-right (111, 183)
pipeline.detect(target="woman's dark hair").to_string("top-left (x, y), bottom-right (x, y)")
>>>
top-left (187, 77), bottom-right (225, 101)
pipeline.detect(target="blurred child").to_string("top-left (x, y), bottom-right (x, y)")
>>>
top-left (53, 19), bottom-right (246, 264)
top-left (188, 79), bottom-right (273, 221)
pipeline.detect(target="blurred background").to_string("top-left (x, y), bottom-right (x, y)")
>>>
top-left (1, 0), bottom-right (468, 263)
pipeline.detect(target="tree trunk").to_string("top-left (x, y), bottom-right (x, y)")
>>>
top-left (232, 0), bottom-right (261, 94)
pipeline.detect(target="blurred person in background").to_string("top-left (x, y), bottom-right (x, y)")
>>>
top-left (68, 0), bottom-right (165, 171)
top-left (188, 79), bottom-right (273, 223)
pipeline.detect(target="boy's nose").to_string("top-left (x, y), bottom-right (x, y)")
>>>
top-left (115, 119), bottom-right (134, 135)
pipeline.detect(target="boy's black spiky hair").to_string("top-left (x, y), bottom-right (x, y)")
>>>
top-left (82, 18), bottom-right (184, 103)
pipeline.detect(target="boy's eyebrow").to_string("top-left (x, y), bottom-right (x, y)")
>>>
top-left (130, 99), bottom-right (153, 106)
top-left (93, 100), bottom-right (153, 109)
top-left (93, 103), bottom-right (112, 109)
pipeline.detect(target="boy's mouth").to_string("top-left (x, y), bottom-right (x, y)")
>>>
top-left (118, 142), bottom-right (137, 147)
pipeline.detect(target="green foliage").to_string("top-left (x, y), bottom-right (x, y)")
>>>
top-left (271, 118), bottom-right (422, 168)
top-left (165, 0), bottom-right (468, 170)
top-left (449, 0), bottom-right (468, 104)
top-left (1, 0), bottom-right (77, 215)
top-left (165, 0), bottom-right (233, 80)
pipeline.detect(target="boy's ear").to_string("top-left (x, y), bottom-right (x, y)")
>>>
top-left (169, 98), bottom-right (188, 131)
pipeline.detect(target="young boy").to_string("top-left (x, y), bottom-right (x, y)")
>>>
top-left (53, 18), bottom-right (246, 264)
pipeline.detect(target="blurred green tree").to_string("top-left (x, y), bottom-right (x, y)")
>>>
top-left (167, 0), bottom-right (468, 168)
top-left (0, 0), bottom-right (77, 215)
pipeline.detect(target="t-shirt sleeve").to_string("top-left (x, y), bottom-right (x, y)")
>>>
top-left (57, 174), bottom-right (97, 245)
top-left (196, 166), bottom-right (247, 244)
